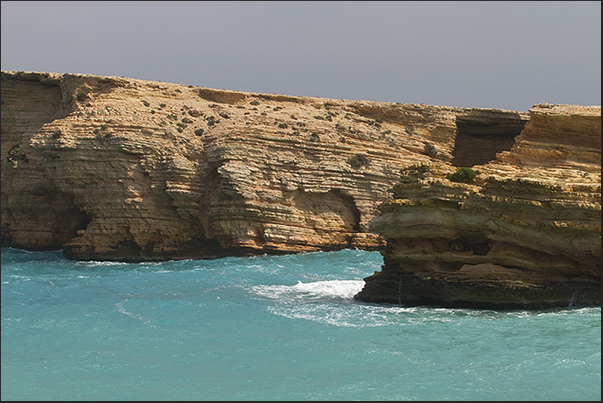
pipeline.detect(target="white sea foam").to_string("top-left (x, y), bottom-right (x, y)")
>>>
top-left (251, 279), bottom-right (365, 302)
top-left (265, 301), bottom-right (444, 328)
top-left (75, 260), bottom-right (127, 267)
top-left (267, 304), bottom-right (366, 327)
top-left (252, 280), bottom-right (451, 327)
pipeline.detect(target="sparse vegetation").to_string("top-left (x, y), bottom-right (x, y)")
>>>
top-left (7, 145), bottom-right (28, 164)
top-left (368, 119), bottom-right (382, 129)
top-left (447, 167), bottom-right (477, 183)
top-left (348, 153), bottom-right (371, 169)
top-left (249, 100), bottom-right (260, 106)
top-left (95, 129), bottom-right (113, 143)
top-left (400, 164), bottom-right (430, 178)
top-left (194, 128), bottom-right (205, 136)
top-left (206, 116), bottom-right (219, 126)
top-left (423, 141), bottom-right (437, 157)
top-left (75, 91), bottom-right (88, 102)
top-left (309, 132), bottom-right (320, 142)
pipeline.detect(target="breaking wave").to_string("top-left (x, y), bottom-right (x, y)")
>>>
top-left (251, 279), bottom-right (364, 303)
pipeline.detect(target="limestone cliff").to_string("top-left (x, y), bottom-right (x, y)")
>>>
top-left (2, 70), bottom-right (531, 262)
top-left (355, 104), bottom-right (601, 309)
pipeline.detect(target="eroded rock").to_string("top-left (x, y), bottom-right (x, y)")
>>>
top-left (355, 104), bottom-right (601, 309)
top-left (6, 71), bottom-right (574, 269)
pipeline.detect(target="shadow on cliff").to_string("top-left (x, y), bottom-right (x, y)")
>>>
top-left (451, 111), bottom-right (528, 167)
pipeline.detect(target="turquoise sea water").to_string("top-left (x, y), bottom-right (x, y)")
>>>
top-left (1, 247), bottom-right (600, 401)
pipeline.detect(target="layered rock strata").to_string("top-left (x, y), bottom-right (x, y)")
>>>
top-left (2, 71), bottom-right (533, 262)
top-left (355, 104), bottom-right (601, 309)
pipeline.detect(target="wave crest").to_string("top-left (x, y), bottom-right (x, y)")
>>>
top-left (251, 279), bottom-right (365, 303)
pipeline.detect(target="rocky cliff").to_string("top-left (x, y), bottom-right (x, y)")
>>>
top-left (2, 70), bottom-right (531, 262)
top-left (354, 104), bottom-right (601, 309)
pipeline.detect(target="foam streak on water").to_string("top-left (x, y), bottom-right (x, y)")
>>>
top-left (1, 248), bottom-right (601, 401)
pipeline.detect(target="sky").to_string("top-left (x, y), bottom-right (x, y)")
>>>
top-left (1, 1), bottom-right (601, 112)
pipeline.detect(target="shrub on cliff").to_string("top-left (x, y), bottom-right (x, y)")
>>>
top-left (400, 164), bottom-right (430, 179)
top-left (348, 153), bottom-right (371, 169)
top-left (75, 91), bottom-right (88, 102)
top-left (423, 141), bottom-right (437, 157)
top-left (447, 167), bottom-right (477, 183)
top-left (7, 145), bottom-right (28, 164)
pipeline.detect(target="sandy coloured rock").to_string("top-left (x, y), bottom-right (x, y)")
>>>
top-left (354, 104), bottom-right (601, 309)
top-left (2, 71), bottom-right (600, 309)
top-left (2, 70), bottom-right (530, 262)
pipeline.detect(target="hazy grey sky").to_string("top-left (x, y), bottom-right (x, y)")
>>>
top-left (1, 1), bottom-right (600, 111)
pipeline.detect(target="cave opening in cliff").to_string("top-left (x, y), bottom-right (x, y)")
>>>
top-left (451, 113), bottom-right (527, 167)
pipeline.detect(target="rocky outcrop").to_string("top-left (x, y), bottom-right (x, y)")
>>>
top-left (3, 71), bottom-right (600, 308)
top-left (355, 104), bottom-right (601, 309)
top-left (2, 70), bottom-right (534, 262)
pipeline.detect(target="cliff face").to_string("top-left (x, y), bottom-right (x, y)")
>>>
top-left (1, 70), bottom-right (571, 268)
top-left (355, 104), bottom-right (601, 309)
top-left (2, 71), bottom-right (599, 308)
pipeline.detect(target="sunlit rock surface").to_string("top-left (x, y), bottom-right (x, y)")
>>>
top-left (355, 104), bottom-right (601, 309)
top-left (2, 70), bottom-right (532, 262)
top-left (3, 71), bottom-right (599, 308)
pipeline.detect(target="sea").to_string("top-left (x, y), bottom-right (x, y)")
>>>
top-left (1, 247), bottom-right (600, 401)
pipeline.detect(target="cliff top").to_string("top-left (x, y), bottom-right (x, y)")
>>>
top-left (2, 69), bottom-right (564, 114)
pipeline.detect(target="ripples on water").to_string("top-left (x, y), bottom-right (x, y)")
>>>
top-left (1, 247), bottom-right (601, 401)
